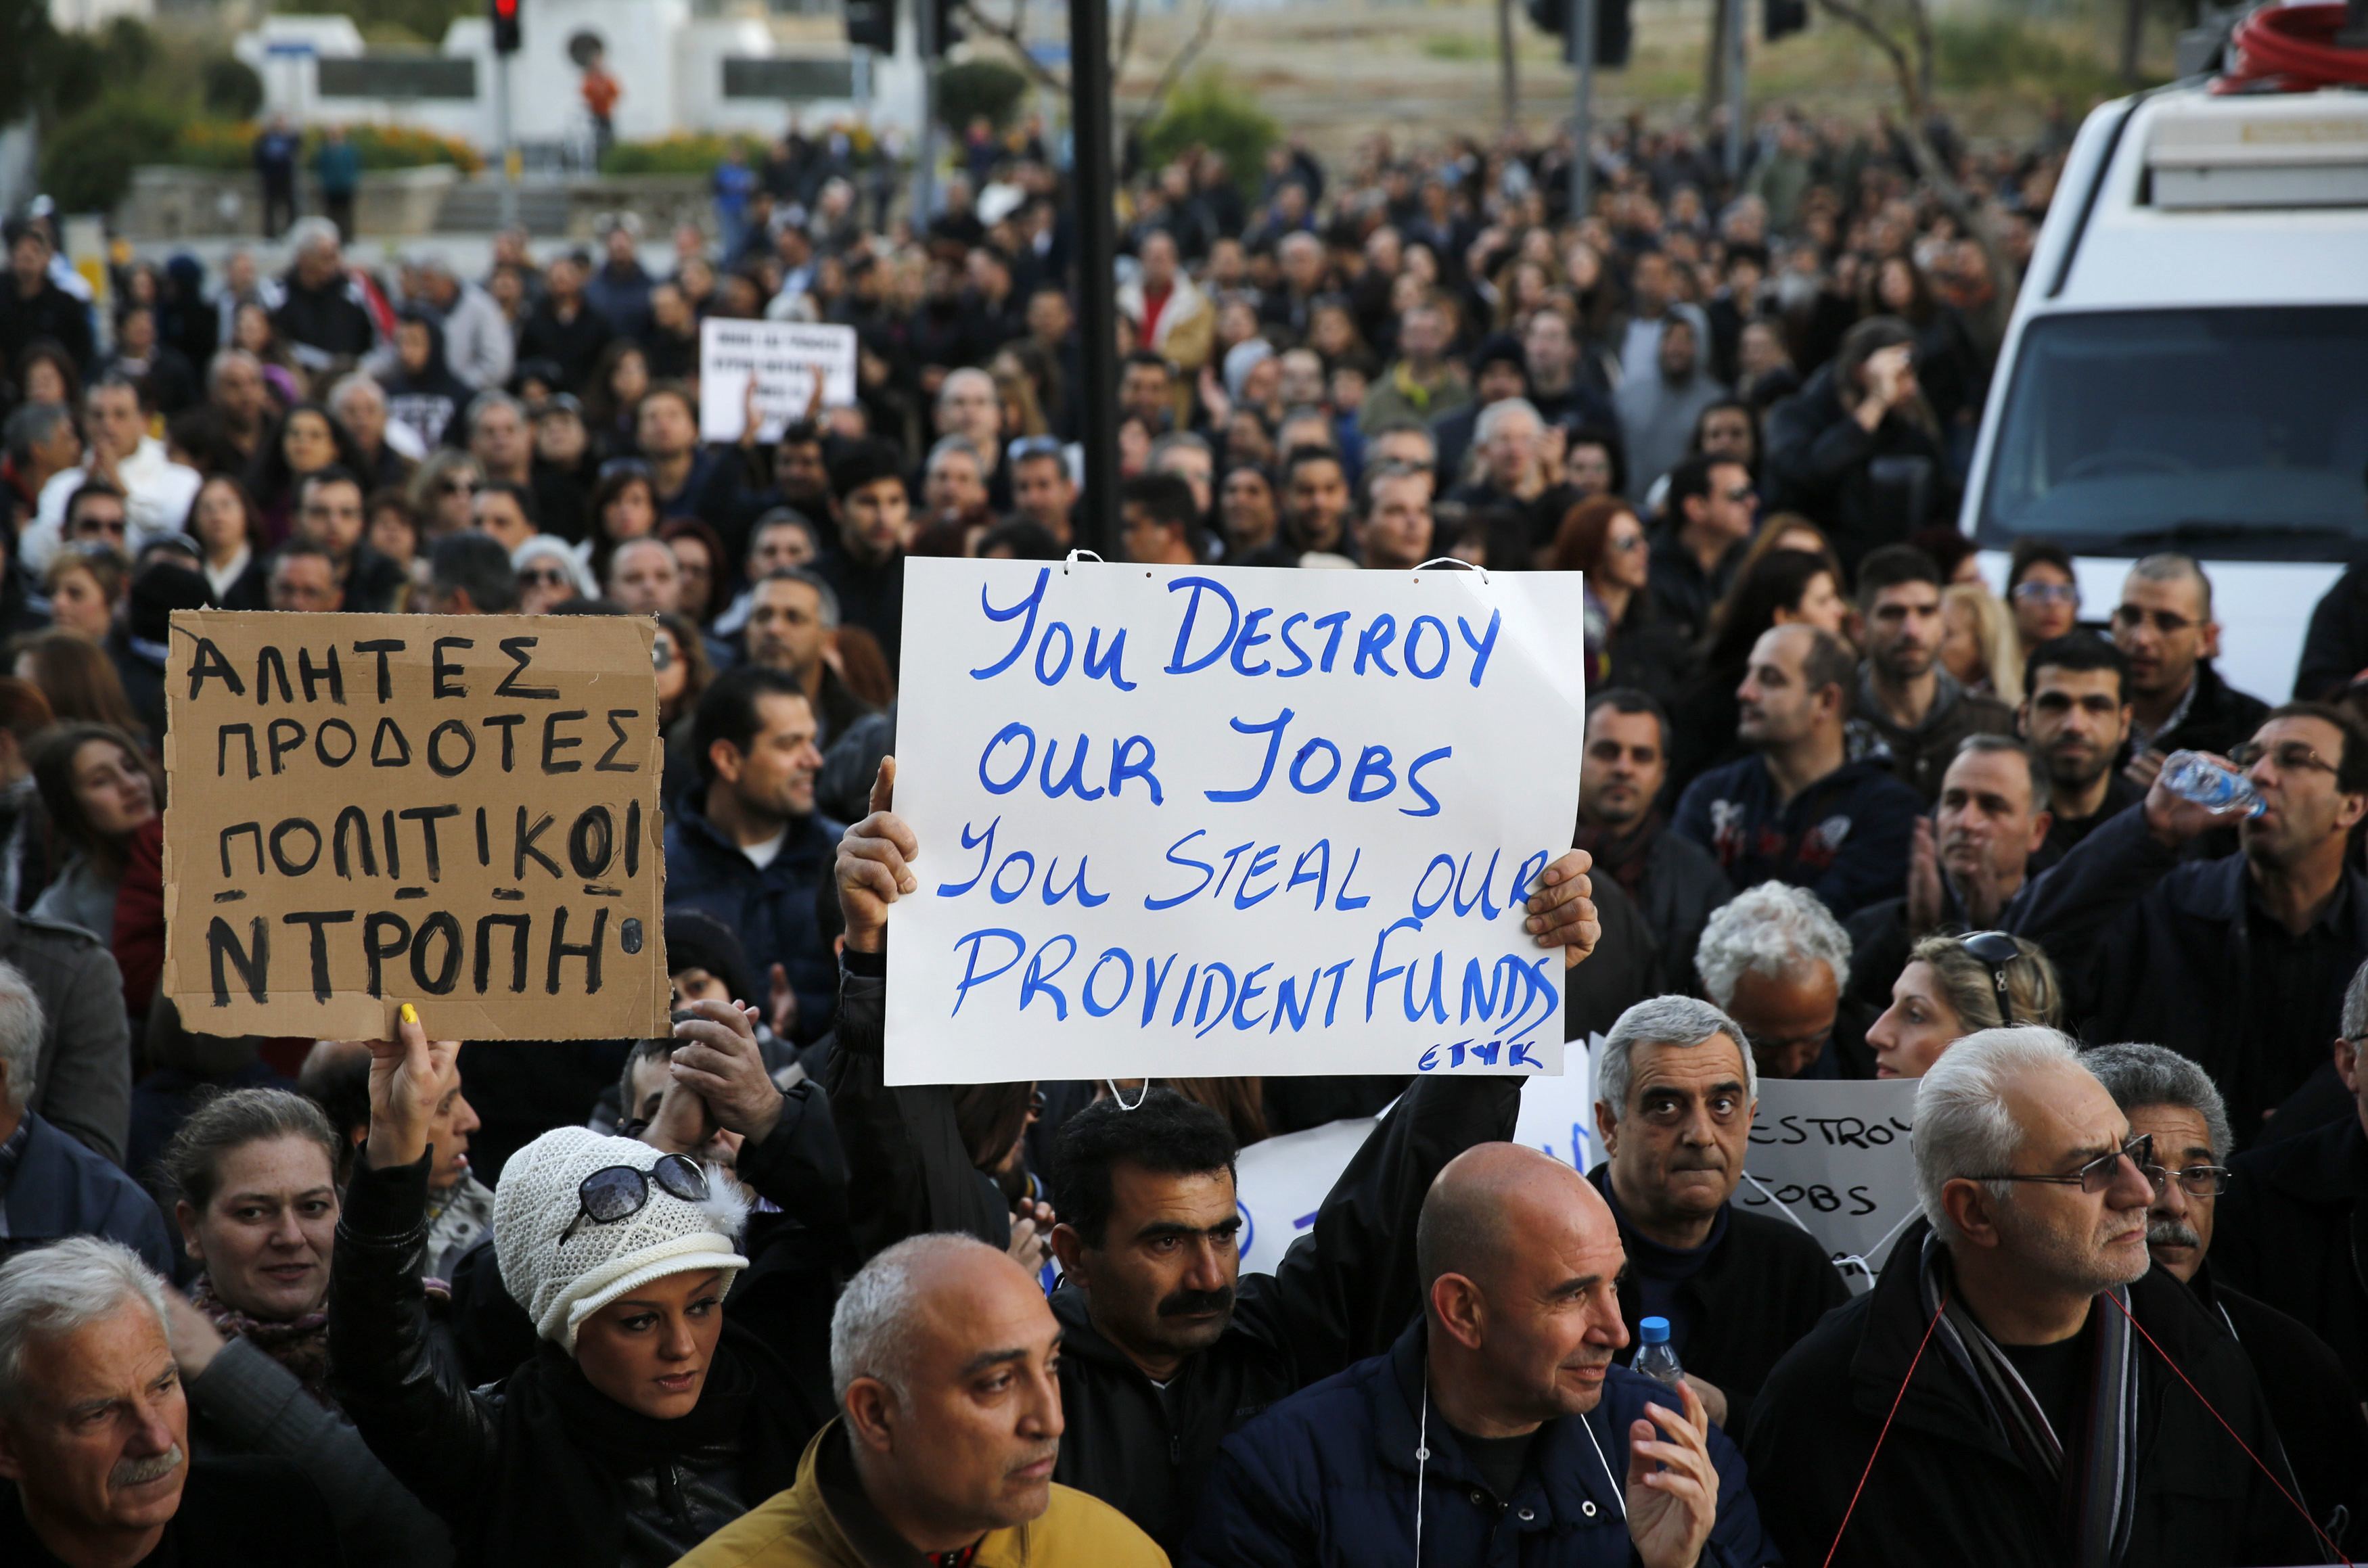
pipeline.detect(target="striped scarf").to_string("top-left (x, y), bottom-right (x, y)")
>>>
top-left (1918, 1234), bottom-right (2139, 1568)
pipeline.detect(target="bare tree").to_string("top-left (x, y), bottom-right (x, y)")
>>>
top-left (954, 0), bottom-right (1224, 128)
top-left (1808, 0), bottom-right (2017, 292)
top-left (1498, 0), bottom-right (1520, 135)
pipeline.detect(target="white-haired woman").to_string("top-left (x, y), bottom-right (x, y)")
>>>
top-left (329, 1002), bottom-right (840, 1567)
top-left (511, 534), bottom-right (597, 614)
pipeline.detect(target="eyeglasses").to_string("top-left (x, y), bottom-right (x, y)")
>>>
top-left (2011, 581), bottom-right (2078, 606)
top-left (1608, 531), bottom-right (1646, 553)
top-left (1968, 1133), bottom-right (2164, 1196)
top-left (599, 457), bottom-right (652, 482)
top-left (2110, 604), bottom-right (2198, 637)
top-left (1723, 485), bottom-right (1758, 505)
top-left (557, 1155), bottom-right (707, 1248)
top-left (1958, 929), bottom-right (2026, 1028)
top-left (520, 568), bottom-right (570, 589)
top-left (2149, 1163), bottom-right (2232, 1198)
top-left (2229, 740), bottom-right (2338, 777)
top-left (440, 478), bottom-right (480, 497)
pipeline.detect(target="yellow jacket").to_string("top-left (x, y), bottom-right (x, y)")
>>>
top-left (673, 1423), bottom-right (1169, 1568)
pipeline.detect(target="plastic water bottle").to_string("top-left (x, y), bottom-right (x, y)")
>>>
top-left (2161, 750), bottom-right (2265, 818)
top-left (1635, 1316), bottom-right (1685, 1390)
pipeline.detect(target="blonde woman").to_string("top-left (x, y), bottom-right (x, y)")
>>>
top-left (1940, 581), bottom-right (2024, 704)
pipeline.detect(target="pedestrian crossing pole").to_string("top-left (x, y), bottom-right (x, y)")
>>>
top-left (1569, 0), bottom-right (1597, 218)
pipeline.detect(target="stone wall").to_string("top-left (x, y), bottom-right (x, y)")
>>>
top-left (119, 165), bottom-right (461, 241)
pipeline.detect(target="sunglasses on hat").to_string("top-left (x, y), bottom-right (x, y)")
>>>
top-left (557, 1154), bottom-right (708, 1248)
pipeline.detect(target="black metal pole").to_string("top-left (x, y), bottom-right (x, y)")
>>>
top-left (1070, 0), bottom-right (1120, 555)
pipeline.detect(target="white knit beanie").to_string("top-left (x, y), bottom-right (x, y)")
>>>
top-left (493, 1126), bottom-right (750, 1352)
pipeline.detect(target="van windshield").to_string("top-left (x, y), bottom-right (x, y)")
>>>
top-left (1971, 306), bottom-right (2368, 560)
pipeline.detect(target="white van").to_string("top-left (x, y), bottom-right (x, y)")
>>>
top-left (1961, 84), bottom-right (2368, 703)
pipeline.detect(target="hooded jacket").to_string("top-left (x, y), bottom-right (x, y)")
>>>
top-left (1671, 753), bottom-right (1925, 919)
top-left (1179, 1320), bottom-right (1776, 1568)
top-left (1852, 666), bottom-right (2017, 804)
top-left (662, 795), bottom-right (843, 1042)
top-left (380, 314), bottom-right (479, 450)
top-left (1744, 1218), bottom-right (2322, 1568)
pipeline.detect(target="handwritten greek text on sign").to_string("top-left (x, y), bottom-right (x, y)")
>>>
top-left (161, 612), bottom-right (670, 1042)
top-left (697, 319), bottom-right (858, 444)
top-left (885, 559), bottom-right (1589, 1084)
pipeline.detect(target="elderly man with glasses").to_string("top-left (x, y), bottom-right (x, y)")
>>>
top-left (2011, 701), bottom-right (2368, 1148)
top-left (1746, 1026), bottom-right (2323, 1567)
top-left (2088, 1042), bottom-right (2368, 1552)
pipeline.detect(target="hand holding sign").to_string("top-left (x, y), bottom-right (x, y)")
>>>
top-left (837, 756), bottom-right (918, 955)
top-left (364, 1005), bottom-right (461, 1173)
top-left (1526, 850), bottom-right (1599, 969)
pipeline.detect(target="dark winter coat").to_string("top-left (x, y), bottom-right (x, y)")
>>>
top-left (2214, 1111), bottom-right (2368, 1401)
top-left (2009, 803), bottom-right (2368, 1140)
top-left (1744, 1219), bottom-right (2322, 1568)
top-left (1671, 754), bottom-right (1924, 918)
top-left (1179, 1321), bottom-right (1777, 1568)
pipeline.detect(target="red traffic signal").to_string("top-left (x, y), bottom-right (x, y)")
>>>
top-left (491, 0), bottom-right (521, 55)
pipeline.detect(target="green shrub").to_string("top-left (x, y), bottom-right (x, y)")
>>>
top-left (1140, 71), bottom-right (1278, 198)
top-left (202, 55), bottom-right (265, 120)
top-left (41, 94), bottom-right (184, 214)
top-left (599, 133), bottom-right (767, 176)
top-left (1934, 19), bottom-right (2127, 100)
top-left (168, 118), bottom-right (483, 174)
top-left (936, 56), bottom-right (1030, 132)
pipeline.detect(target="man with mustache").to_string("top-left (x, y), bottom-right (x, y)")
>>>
top-left (2019, 635), bottom-right (2140, 864)
top-left (832, 757), bottom-right (1604, 1552)
top-left (0, 1237), bottom-right (341, 1566)
top-left (676, 1234), bottom-right (1164, 1566)
top-left (1591, 995), bottom-right (1848, 1437)
top-left (1853, 546), bottom-right (2015, 804)
top-left (1181, 1139), bottom-right (1773, 1567)
top-left (1748, 1027), bottom-right (2319, 1567)
top-left (2087, 1042), bottom-right (2368, 1554)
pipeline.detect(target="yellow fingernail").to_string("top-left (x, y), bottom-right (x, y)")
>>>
top-left (400, 1003), bottom-right (417, 1024)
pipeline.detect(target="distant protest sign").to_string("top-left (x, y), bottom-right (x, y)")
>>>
top-left (886, 558), bottom-right (1589, 1084)
top-left (161, 612), bottom-right (670, 1042)
top-left (1740, 1078), bottom-right (1921, 1293)
top-left (698, 319), bottom-right (858, 444)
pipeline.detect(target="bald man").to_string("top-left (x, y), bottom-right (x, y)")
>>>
top-left (678, 1234), bottom-right (1167, 1565)
top-left (1180, 1145), bottom-right (1775, 1567)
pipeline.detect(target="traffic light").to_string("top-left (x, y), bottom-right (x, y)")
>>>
top-left (1523, 0), bottom-right (1633, 68)
top-left (1765, 0), bottom-right (1808, 42)
top-left (846, 0), bottom-right (895, 52)
top-left (928, 0), bottom-right (964, 54)
top-left (489, 0), bottom-right (520, 54)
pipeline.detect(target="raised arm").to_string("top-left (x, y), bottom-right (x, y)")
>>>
top-left (327, 1007), bottom-right (502, 1526)
top-left (823, 758), bottom-right (1013, 1260)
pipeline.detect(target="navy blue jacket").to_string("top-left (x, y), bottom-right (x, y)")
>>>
top-left (1671, 754), bottom-right (1922, 918)
top-left (3, 1110), bottom-right (175, 1276)
top-left (1180, 1322), bottom-right (1776, 1568)
top-left (662, 795), bottom-right (842, 1040)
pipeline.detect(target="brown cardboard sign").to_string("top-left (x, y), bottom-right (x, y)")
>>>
top-left (162, 611), bottom-right (669, 1041)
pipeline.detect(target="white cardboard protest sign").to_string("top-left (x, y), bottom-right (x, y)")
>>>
top-left (1739, 1077), bottom-right (1921, 1293)
top-left (697, 319), bottom-right (858, 444)
top-left (1233, 1116), bottom-right (1380, 1276)
top-left (886, 557), bottom-right (1589, 1084)
top-left (1512, 1032), bottom-right (1604, 1172)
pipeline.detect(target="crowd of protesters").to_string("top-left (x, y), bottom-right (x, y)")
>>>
top-left (0, 95), bottom-right (2365, 1567)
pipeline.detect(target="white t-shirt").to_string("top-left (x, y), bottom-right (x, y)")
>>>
top-left (741, 831), bottom-right (786, 871)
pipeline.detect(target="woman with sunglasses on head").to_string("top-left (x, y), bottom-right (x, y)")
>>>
top-left (1552, 495), bottom-right (1689, 702)
top-left (332, 1002), bottom-right (839, 1568)
top-left (407, 450), bottom-right (484, 543)
top-left (1865, 930), bottom-right (2062, 1079)
top-left (511, 534), bottom-right (598, 614)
